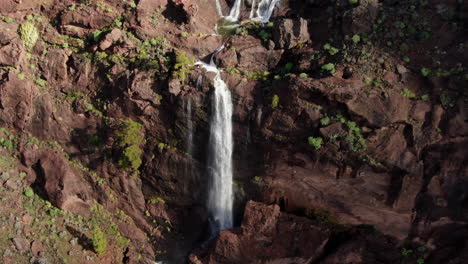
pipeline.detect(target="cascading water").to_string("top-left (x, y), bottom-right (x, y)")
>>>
top-left (198, 0), bottom-right (280, 234)
top-left (196, 46), bottom-right (234, 233)
top-left (251, 0), bottom-right (280, 23)
top-left (184, 97), bottom-right (194, 157)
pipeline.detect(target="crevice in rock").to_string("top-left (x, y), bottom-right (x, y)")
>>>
top-left (31, 160), bottom-right (49, 202)
top-left (385, 168), bottom-right (406, 207)
top-left (162, 1), bottom-right (189, 25)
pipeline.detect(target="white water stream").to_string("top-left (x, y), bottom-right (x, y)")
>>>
top-left (198, 0), bottom-right (280, 234)
top-left (196, 46), bottom-right (234, 232)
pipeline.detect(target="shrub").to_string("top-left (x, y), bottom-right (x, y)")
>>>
top-left (23, 187), bottom-right (34, 197)
top-left (116, 121), bottom-right (144, 169)
top-left (401, 88), bottom-right (417, 99)
top-left (323, 43), bottom-right (339, 55)
top-left (299, 73), bottom-right (308, 78)
top-left (421, 67), bottom-right (431, 77)
top-left (352, 34), bottom-right (360, 44)
top-left (349, 0), bottom-right (359, 4)
top-left (18, 22), bottom-right (39, 50)
top-left (308, 137), bottom-right (323, 150)
top-left (119, 145), bottom-right (143, 169)
top-left (320, 116), bottom-right (330, 126)
top-left (321, 63), bottom-right (336, 74)
top-left (173, 50), bottom-right (195, 82)
top-left (92, 226), bottom-right (107, 255)
top-left (271, 94), bottom-right (279, 109)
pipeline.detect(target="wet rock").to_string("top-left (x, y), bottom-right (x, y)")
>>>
top-left (273, 18), bottom-right (311, 49)
top-left (12, 237), bottom-right (30, 252)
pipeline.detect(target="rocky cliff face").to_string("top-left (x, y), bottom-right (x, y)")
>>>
top-left (0, 0), bottom-right (467, 263)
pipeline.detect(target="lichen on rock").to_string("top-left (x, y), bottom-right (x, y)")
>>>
top-left (18, 22), bottom-right (39, 50)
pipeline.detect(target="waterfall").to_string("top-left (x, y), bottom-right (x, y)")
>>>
top-left (196, 46), bottom-right (234, 233)
top-left (252, 0), bottom-right (280, 23)
top-left (185, 97), bottom-right (194, 156)
top-left (194, 0), bottom-right (280, 234)
top-left (218, 0), bottom-right (279, 23)
top-left (225, 0), bottom-right (243, 21)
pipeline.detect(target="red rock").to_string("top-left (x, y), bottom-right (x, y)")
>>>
top-left (12, 237), bottom-right (30, 252)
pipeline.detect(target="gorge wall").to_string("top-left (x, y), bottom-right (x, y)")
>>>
top-left (0, 0), bottom-right (467, 263)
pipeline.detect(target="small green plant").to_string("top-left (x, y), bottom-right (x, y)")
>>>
top-left (323, 43), bottom-right (339, 55)
top-left (352, 34), bottom-right (360, 44)
top-left (116, 121), bottom-right (144, 169)
top-left (35, 79), bottom-right (47, 87)
top-left (92, 226), bottom-right (107, 255)
top-left (320, 116), bottom-right (330, 126)
top-left (23, 187), bottom-right (34, 197)
top-left (173, 50), bottom-right (195, 82)
top-left (258, 30), bottom-right (271, 42)
top-left (440, 91), bottom-right (455, 108)
top-left (401, 248), bottom-right (413, 257)
top-left (321, 63), bottom-right (336, 74)
top-left (421, 67), bottom-right (431, 77)
top-left (18, 22), bottom-right (39, 50)
top-left (401, 88), bottom-right (417, 99)
top-left (299, 73), bottom-right (308, 78)
top-left (308, 137), bottom-right (323, 150)
top-left (349, 0), bottom-right (359, 4)
top-left (271, 94), bottom-right (279, 109)
top-left (3, 17), bottom-right (13, 23)
top-left (148, 197), bottom-right (166, 204)
top-left (345, 121), bottom-right (366, 152)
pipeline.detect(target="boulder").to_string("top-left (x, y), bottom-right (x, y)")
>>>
top-left (22, 150), bottom-right (94, 217)
top-left (273, 18), bottom-right (311, 49)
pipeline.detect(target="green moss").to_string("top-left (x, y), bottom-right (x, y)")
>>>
top-left (324, 43), bottom-right (339, 55)
top-left (118, 145), bottom-right (143, 169)
top-left (116, 120), bottom-right (144, 169)
top-left (92, 226), bottom-right (107, 255)
top-left (23, 187), bottom-right (34, 197)
top-left (148, 197), bottom-right (166, 204)
top-left (421, 67), bottom-right (431, 77)
top-left (173, 50), bottom-right (195, 82)
top-left (18, 22), bottom-right (39, 50)
top-left (271, 94), bottom-right (279, 109)
top-left (352, 34), bottom-right (361, 44)
top-left (308, 137), bottom-right (323, 150)
top-left (320, 116), bottom-right (330, 126)
top-left (401, 88), bottom-right (417, 99)
top-left (321, 63), bottom-right (336, 74)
